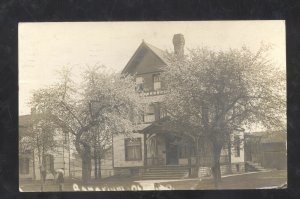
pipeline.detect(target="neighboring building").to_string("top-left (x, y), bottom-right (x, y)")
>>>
top-left (245, 131), bottom-right (287, 170)
top-left (112, 34), bottom-right (246, 179)
top-left (19, 114), bottom-right (114, 182)
top-left (19, 114), bottom-right (75, 181)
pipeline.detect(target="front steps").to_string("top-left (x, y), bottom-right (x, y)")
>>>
top-left (246, 161), bottom-right (268, 172)
top-left (142, 166), bottom-right (190, 180)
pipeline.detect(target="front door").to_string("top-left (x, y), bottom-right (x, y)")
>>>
top-left (166, 142), bottom-right (179, 165)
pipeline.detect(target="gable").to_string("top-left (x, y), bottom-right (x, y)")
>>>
top-left (122, 42), bottom-right (167, 75)
top-left (134, 49), bottom-right (165, 74)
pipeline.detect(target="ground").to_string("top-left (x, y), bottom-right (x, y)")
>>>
top-left (19, 170), bottom-right (287, 192)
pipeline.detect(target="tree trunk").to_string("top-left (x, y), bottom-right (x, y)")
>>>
top-left (32, 150), bottom-right (36, 180)
top-left (94, 148), bottom-right (98, 180)
top-left (211, 144), bottom-right (222, 188)
top-left (98, 157), bottom-right (101, 179)
top-left (195, 137), bottom-right (200, 166)
top-left (81, 148), bottom-right (92, 183)
top-left (227, 140), bottom-right (232, 174)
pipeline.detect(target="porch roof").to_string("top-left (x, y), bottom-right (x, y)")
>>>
top-left (140, 116), bottom-right (188, 135)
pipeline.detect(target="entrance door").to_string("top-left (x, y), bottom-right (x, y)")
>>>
top-left (166, 142), bottom-right (179, 165)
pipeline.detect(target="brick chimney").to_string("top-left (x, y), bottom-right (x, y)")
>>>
top-left (172, 34), bottom-right (185, 58)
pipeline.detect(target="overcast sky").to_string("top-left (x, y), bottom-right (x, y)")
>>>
top-left (19, 21), bottom-right (286, 115)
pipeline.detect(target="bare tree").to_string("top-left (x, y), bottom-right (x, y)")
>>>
top-left (161, 45), bottom-right (286, 187)
top-left (30, 66), bottom-right (143, 183)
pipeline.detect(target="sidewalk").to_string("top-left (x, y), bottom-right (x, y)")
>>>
top-left (146, 170), bottom-right (287, 190)
top-left (19, 170), bottom-right (287, 191)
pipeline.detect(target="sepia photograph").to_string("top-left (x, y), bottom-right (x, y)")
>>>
top-left (18, 21), bottom-right (286, 191)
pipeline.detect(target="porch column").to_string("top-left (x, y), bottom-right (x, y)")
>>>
top-left (144, 133), bottom-right (147, 167)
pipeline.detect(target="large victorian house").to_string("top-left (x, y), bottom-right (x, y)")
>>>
top-left (112, 34), bottom-right (246, 179)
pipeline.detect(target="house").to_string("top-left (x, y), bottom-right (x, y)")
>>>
top-left (112, 34), bottom-right (246, 179)
top-left (19, 114), bottom-right (75, 182)
top-left (19, 113), bottom-right (114, 183)
top-left (244, 131), bottom-right (287, 170)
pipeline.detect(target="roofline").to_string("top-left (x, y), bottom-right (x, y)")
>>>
top-left (121, 41), bottom-right (145, 75)
top-left (121, 41), bottom-right (168, 75)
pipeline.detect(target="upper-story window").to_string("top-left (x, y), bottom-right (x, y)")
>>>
top-left (135, 77), bottom-right (144, 92)
top-left (143, 104), bottom-right (155, 123)
top-left (153, 74), bottom-right (161, 90)
top-left (234, 135), bottom-right (241, 157)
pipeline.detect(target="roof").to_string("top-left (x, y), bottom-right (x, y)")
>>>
top-left (143, 41), bottom-right (169, 64)
top-left (121, 41), bottom-right (168, 75)
top-left (19, 113), bottom-right (69, 137)
top-left (246, 130), bottom-right (287, 143)
top-left (141, 116), bottom-right (191, 135)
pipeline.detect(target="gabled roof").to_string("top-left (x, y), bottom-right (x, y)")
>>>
top-left (144, 42), bottom-right (169, 64)
top-left (121, 41), bottom-right (168, 75)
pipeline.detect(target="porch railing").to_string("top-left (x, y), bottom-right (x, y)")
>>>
top-left (139, 89), bottom-right (169, 97)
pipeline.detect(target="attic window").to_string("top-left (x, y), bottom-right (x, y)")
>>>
top-left (153, 74), bottom-right (161, 90)
top-left (135, 77), bottom-right (144, 92)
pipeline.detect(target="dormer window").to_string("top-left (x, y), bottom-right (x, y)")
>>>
top-left (135, 77), bottom-right (144, 92)
top-left (153, 74), bottom-right (161, 90)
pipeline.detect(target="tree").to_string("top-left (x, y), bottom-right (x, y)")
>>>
top-left (19, 113), bottom-right (59, 190)
top-left (30, 66), bottom-right (143, 183)
top-left (161, 45), bottom-right (286, 187)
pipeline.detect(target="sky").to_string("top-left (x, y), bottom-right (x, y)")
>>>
top-left (19, 21), bottom-right (286, 115)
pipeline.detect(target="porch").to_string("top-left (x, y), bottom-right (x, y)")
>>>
top-left (142, 118), bottom-right (230, 168)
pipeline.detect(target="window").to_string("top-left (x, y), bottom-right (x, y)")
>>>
top-left (125, 138), bottom-right (142, 161)
top-left (135, 77), bottom-right (144, 92)
top-left (44, 154), bottom-right (54, 172)
top-left (143, 104), bottom-right (155, 123)
top-left (234, 136), bottom-right (241, 157)
top-left (20, 157), bottom-right (30, 174)
top-left (153, 74), bottom-right (161, 90)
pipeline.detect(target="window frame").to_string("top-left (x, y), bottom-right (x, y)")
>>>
top-left (143, 104), bottom-right (156, 123)
top-left (153, 74), bottom-right (161, 90)
top-left (234, 136), bottom-right (241, 157)
top-left (135, 77), bottom-right (144, 92)
top-left (124, 138), bottom-right (142, 161)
